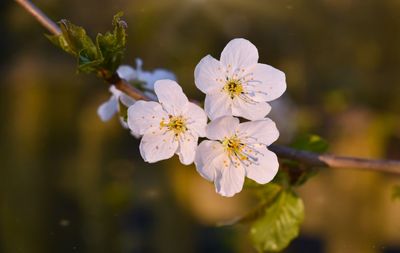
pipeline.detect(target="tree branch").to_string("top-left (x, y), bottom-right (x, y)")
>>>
top-left (114, 76), bottom-right (151, 101)
top-left (15, 0), bottom-right (61, 35)
top-left (15, 0), bottom-right (400, 175)
top-left (268, 145), bottom-right (400, 175)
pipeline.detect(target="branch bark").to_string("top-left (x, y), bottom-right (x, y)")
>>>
top-left (114, 77), bottom-right (151, 101)
top-left (269, 145), bottom-right (400, 175)
top-left (15, 0), bottom-right (61, 35)
top-left (15, 0), bottom-right (400, 175)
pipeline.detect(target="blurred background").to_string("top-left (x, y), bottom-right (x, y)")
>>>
top-left (1, 0), bottom-right (400, 252)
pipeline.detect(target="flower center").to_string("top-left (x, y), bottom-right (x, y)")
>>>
top-left (222, 135), bottom-right (263, 168)
top-left (222, 135), bottom-right (247, 161)
top-left (161, 115), bottom-right (187, 136)
top-left (223, 79), bottom-right (243, 99)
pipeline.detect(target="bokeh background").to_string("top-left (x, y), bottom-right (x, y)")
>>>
top-left (1, 0), bottom-right (400, 252)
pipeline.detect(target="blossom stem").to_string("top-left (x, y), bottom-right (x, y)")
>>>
top-left (15, 0), bottom-right (400, 175)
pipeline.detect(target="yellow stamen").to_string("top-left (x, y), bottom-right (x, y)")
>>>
top-left (223, 79), bottom-right (243, 99)
top-left (222, 135), bottom-right (247, 161)
top-left (160, 115), bottom-right (187, 136)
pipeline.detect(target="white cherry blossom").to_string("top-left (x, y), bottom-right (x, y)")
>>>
top-left (97, 85), bottom-right (135, 128)
top-left (127, 80), bottom-right (207, 165)
top-left (194, 116), bottom-right (279, 197)
top-left (194, 38), bottom-right (286, 120)
top-left (97, 59), bottom-right (176, 125)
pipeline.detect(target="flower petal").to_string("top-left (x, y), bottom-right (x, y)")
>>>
top-left (220, 38), bottom-right (259, 70)
top-left (130, 128), bottom-right (142, 138)
top-left (194, 55), bottom-right (225, 94)
top-left (127, 101), bottom-right (168, 136)
top-left (97, 96), bottom-right (118, 121)
top-left (117, 65), bottom-right (136, 81)
top-left (184, 102), bottom-right (208, 137)
top-left (194, 140), bottom-right (225, 181)
top-left (120, 119), bottom-right (131, 129)
top-left (245, 147), bottom-right (279, 184)
top-left (120, 93), bottom-right (135, 107)
top-left (144, 91), bottom-right (157, 101)
top-left (154, 80), bottom-right (189, 115)
top-left (139, 131), bottom-right (178, 163)
top-left (176, 132), bottom-right (199, 165)
top-left (231, 98), bottom-right (271, 120)
top-left (206, 116), bottom-right (239, 141)
top-left (139, 69), bottom-right (176, 90)
top-left (109, 85), bottom-right (123, 97)
top-left (215, 161), bottom-right (245, 197)
top-left (244, 63), bottom-right (286, 102)
top-left (237, 118), bottom-right (279, 146)
top-left (204, 91), bottom-right (232, 120)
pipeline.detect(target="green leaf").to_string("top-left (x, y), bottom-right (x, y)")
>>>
top-left (291, 134), bottom-right (329, 153)
top-left (95, 12), bottom-right (127, 77)
top-left (250, 190), bottom-right (304, 252)
top-left (392, 185), bottom-right (400, 201)
top-left (59, 19), bottom-right (97, 58)
top-left (46, 13), bottom-right (127, 79)
top-left (46, 33), bottom-right (75, 55)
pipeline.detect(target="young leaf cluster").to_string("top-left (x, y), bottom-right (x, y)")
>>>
top-left (47, 13), bottom-right (127, 80)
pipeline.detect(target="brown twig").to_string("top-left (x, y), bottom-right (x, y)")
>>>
top-left (15, 0), bottom-right (61, 35)
top-left (114, 77), bottom-right (151, 101)
top-left (269, 145), bottom-right (400, 175)
top-left (15, 0), bottom-right (400, 175)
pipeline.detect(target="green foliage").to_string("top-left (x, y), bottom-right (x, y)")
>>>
top-left (250, 190), bottom-right (304, 252)
top-left (47, 12), bottom-right (127, 80)
top-left (392, 185), bottom-right (400, 201)
top-left (291, 134), bottom-right (329, 153)
top-left (96, 12), bottom-right (127, 76)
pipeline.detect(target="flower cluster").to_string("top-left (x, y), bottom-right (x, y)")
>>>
top-left (101, 39), bottom-right (286, 197)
